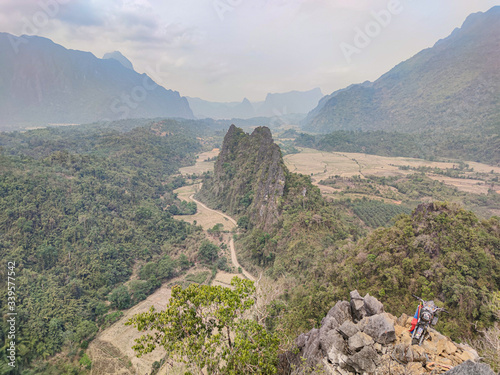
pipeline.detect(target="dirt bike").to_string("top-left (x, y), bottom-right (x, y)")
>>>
top-left (410, 295), bottom-right (448, 346)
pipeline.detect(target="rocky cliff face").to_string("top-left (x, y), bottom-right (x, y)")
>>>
top-left (288, 291), bottom-right (494, 375)
top-left (198, 125), bottom-right (286, 230)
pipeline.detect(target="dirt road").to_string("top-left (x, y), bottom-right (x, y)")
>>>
top-left (190, 195), bottom-right (255, 282)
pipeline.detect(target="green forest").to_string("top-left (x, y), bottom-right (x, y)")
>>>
top-left (0, 120), bottom-right (208, 374)
top-left (1, 122), bottom-right (500, 374)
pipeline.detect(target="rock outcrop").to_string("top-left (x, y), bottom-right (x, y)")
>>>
top-left (291, 291), bottom-right (490, 375)
top-left (198, 125), bottom-right (286, 231)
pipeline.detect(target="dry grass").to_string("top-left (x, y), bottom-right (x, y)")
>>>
top-left (212, 270), bottom-right (245, 287)
top-left (174, 185), bottom-right (236, 231)
top-left (427, 175), bottom-right (494, 195)
top-left (89, 284), bottom-right (173, 375)
top-left (178, 148), bottom-right (219, 175)
top-left (284, 148), bottom-right (500, 195)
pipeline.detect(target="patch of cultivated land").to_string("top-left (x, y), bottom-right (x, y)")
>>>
top-left (284, 148), bottom-right (500, 195)
top-left (174, 184), bottom-right (236, 231)
top-left (178, 148), bottom-right (218, 175)
top-left (89, 284), bottom-right (172, 375)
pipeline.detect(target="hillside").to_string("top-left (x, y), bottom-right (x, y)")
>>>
top-left (0, 34), bottom-right (194, 130)
top-left (303, 6), bottom-right (500, 135)
top-left (325, 202), bottom-right (500, 341)
top-left (0, 120), bottom-right (206, 373)
top-left (198, 129), bottom-right (500, 371)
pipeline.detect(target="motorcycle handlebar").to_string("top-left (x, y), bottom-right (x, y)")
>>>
top-left (412, 294), bottom-right (424, 303)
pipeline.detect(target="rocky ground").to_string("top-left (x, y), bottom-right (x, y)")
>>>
top-left (289, 291), bottom-right (495, 375)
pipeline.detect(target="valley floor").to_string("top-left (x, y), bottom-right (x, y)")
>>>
top-left (89, 149), bottom-right (254, 374)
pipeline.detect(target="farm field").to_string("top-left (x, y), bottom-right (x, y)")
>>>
top-left (178, 148), bottom-right (219, 175)
top-left (173, 184), bottom-right (236, 231)
top-left (284, 148), bottom-right (500, 195)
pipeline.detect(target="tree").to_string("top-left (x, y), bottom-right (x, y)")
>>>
top-left (108, 285), bottom-right (131, 310)
top-left (198, 241), bottom-right (219, 264)
top-left (126, 277), bottom-right (279, 374)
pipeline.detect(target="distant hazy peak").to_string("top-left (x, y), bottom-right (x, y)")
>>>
top-left (103, 51), bottom-right (134, 70)
top-left (264, 87), bottom-right (323, 101)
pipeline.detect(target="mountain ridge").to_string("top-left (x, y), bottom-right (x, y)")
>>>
top-left (0, 33), bottom-right (194, 129)
top-left (187, 88), bottom-right (323, 119)
top-left (304, 6), bottom-right (500, 134)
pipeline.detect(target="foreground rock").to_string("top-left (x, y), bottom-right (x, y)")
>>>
top-left (290, 291), bottom-right (491, 375)
top-left (443, 360), bottom-right (495, 375)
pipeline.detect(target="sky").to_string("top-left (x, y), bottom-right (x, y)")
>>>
top-left (1, 0), bottom-right (498, 102)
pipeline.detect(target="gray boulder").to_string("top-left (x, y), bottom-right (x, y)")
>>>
top-left (344, 346), bottom-right (378, 373)
top-left (444, 360), bottom-right (495, 375)
top-left (362, 313), bottom-right (396, 344)
top-left (392, 343), bottom-right (427, 364)
top-left (348, 331), bottom-right (374, 352)
top-left (302, 328), bottom-right (322, 360)
top-left (337, 321), bottom-right (359, 339)
top-left (350, 290), bottom-right (366, 321)
top-left (363, 293), bottom-right (384, 316)
top-left (296, 332), bottom-right (309, 349)
top-left (320, 301), bottom-right (352, 353)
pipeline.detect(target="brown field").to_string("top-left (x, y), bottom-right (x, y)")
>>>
top-left (178, 148), bottom-right (219, 175)
top-left (427, 175), bottom-right (494, 195)
top-left (284, 148), bottom-right (499, 195)
top-left (212, 270), bottom-right (245, 287)
top-left (89, 284), bottom-right (172, 375)
top-left (173, 184), bottom-right (236, 231)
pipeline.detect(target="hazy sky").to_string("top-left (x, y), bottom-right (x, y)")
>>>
top-left (1, 0), bottom-right (498, 101)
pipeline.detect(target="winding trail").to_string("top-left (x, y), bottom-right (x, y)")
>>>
top-left (190, 195), bottom-right (255, 281)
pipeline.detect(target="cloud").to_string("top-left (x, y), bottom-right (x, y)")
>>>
top-left (0, 0), bottom-right (497, 101)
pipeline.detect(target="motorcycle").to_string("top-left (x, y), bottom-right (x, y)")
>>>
top-left (410, 295), bottom-right (448, 346)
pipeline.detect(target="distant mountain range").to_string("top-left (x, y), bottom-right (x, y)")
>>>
top-left (187, 88), bottom-right (323, 119)
top-left (303, 6), bottom-right (500, 134)
top-left (0, 34), bottom-right (194, 130)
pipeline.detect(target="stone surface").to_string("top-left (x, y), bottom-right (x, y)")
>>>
top-left (348, 331), bottom-right (374, 352)
top-left (302, 328), bottom-right (321, 360)
top-left (407, 362), bottom-right (424, 375)
top-left (363, 293), bottom-right (384, 316)
top-left (396, 313), bottom-right (409, 327)
top-left (455, 350), bottom-right (475, 362)
top-left (444, 360), bottom-right (496, 375)
top-left (362, 313), bottom-right (396, 344)
top-left (345, 346), bottom-right (378, 373)
top-left (444, 341), bottom-right (457, 355)
top-left (456, 344), bottom-right (479, 362)
top-left (393, 343), bottom-right (427, 364)
top-left (337, 321), bottom-right (359, 339)
top-left (349, 290), bottom-right (366, 321)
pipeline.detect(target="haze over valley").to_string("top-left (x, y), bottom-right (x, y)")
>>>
top-left (1, 2), bottom-right (499, 375)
